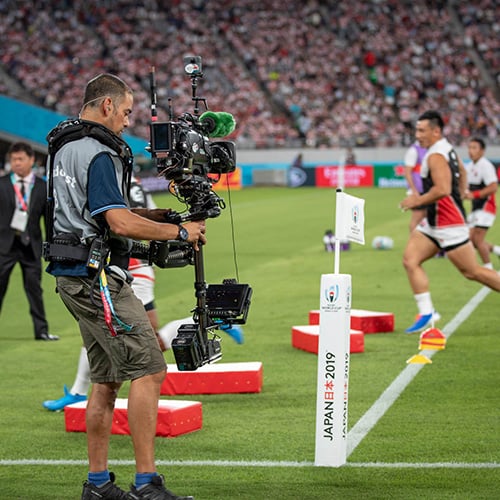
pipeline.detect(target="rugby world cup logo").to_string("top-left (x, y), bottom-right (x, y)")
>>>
top-left (325, 284), bottom-right (339, 304)
top-left (352, 205), bottom-right (359, 225)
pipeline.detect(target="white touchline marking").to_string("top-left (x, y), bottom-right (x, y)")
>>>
top-left (0, 459), bottom-right (499, 468)
top-left (347, 285), bottom-right (492, 457)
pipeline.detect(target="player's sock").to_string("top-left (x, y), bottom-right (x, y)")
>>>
top-left (414, 292), bottom-right (433, 316)
top-left (88, 470), bottom-right (110, 487)
top-left (135, 472), bottom-right (158, 488)
top-left (71, 346), bottom-right (91, 396)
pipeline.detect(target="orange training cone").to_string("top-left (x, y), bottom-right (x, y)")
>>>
top-left (419, 327), bottom-right (446, 351)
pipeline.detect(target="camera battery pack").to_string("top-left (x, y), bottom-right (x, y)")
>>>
top-left (86, 237), bottom-right (110, 270)
top-left (172, 324), bottom-right (203, 371)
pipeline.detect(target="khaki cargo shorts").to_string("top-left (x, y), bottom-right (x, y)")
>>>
top-left (56, 273), bottom-right (166, 384)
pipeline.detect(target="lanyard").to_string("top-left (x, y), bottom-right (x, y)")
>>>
top-left (99, 270), bottom-right (133, 336)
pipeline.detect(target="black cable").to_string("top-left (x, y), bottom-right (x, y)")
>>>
top-left (224, 176), bottom-right (240, 283)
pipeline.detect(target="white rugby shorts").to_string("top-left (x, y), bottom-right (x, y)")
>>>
top-left (130, 265), bottom-right (155, 306)
top-left (467, 209), bottom-right (495, 229)
top-left (417, 218), bottom-right (469, 250)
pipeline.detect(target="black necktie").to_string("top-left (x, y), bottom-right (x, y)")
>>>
top-left (19, 179), bottom-right (25, 198)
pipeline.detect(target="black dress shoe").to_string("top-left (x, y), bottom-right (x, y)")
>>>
top-left (35, 332), bottom-right (60, 341)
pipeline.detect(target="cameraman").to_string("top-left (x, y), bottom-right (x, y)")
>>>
top-left (46, 73), bottom-right (203, 500)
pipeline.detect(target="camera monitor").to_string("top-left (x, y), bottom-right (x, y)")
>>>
top-left (206, 282), bottom-right (252, 324)
top-left (150, 122), bottom-right (174, 154)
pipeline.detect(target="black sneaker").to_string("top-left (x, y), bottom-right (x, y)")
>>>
top-left (81, 472), bottom-right (128, 499)
top-left (127, 475), bottom-right (194, 500)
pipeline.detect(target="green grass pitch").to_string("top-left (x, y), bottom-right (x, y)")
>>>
top-left (0, 186), bottom-right (499, 499)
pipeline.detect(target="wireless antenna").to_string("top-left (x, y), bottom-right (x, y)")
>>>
top-left (167, 97), bottom-right (174, 121)
top-left (149, 66), bottom-right (158, 122)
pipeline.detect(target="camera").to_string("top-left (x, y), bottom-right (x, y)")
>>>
top-left (149, 55), bottom-right (236, 187)
top-left (146, 56), bottom-right (252, 371)
top-left (148, 57), bottom-right (237, 223)
top-left (150, 121), bottom-right (236, 178)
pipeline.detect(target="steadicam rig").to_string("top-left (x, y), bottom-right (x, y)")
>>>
top-left (149, 57), bottom-right (236, 185)
top-left (142, 55), bottom-right (252, 371)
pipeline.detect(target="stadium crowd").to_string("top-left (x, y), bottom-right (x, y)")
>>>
top-left (0, 0), bottom-right (498, 149)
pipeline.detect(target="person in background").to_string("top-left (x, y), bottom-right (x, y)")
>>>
top-left (345, 147), bottom-right (356, 165)
top-left (399, 110), bottom-right (500, 334)
top-left (323, 229), bottom-right (335, 252)
top-left (403, 140), bottom-right (428, 232)
top-left (0, 142), bottom-right (58, 341)
top-left (464, 137), bottom-right (500, 269)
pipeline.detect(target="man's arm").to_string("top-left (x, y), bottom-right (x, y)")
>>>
top-left (104, 208), bottom-right (206, 249)
top-left (404, 166), bottom-right (419, 194)
top-left (403, 147), bottom-right (419, 194)
top-left (131, 207), bottom-right (177, 223)
top-left (400, 153), bottom-right (451, 210)
top-left (464, 181), bottom-right (498, 201)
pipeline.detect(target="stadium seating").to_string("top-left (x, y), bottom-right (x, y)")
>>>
top-left (0, 0), bottom-right (498, 148)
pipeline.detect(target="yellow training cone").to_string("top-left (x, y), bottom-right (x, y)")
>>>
top-left (406, 354), bottom-right (432, 364)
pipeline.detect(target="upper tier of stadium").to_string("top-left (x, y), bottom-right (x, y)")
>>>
top-left (1, 0), bottom-right (498, 149)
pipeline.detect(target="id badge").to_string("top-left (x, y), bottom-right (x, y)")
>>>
top-left (10, 208), bottom-right (28, 232)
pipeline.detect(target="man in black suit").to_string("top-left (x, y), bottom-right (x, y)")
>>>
top-left (0, 142), bottom-right (58, 341)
